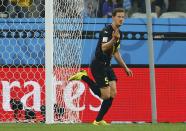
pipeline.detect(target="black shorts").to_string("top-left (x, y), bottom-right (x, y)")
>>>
top-left (90, 59), bottom-right (117, 88)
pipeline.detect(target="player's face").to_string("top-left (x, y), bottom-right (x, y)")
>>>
top-left (112, 12), bottom-right (125, 27)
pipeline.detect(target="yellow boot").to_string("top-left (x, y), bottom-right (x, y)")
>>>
top-left (92, 120), bottom-right (110, 126)
top-left (68, 70), bottom-right (88, 81)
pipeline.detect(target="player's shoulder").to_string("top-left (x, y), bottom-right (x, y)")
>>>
top-left (101, 24), bottom-right (113, 34)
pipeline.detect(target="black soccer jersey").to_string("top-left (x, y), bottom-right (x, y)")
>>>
top-left (95, 24), bottom-right (121, 65)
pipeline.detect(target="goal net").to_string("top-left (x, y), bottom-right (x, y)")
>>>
top-left (0, 0), bottom-right (85, 123)
top-left (52, 0), bottom-right (84, 123)
top-left (0, 0), bottom-right (45, 123)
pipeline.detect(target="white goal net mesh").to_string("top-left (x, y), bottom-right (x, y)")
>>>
top-left (0, 0), bottom-right (45, 123)
top-left (0, 0), bottom-right (84, 123)
top-left (53, 0), bottom-right (84, 123)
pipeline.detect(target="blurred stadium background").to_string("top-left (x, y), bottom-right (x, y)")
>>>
top-left (0, 0), bottom-right (186, 130)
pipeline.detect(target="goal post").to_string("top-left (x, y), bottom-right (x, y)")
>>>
top-left (0, 0), bottom-right (84, 123)
top-left (45, 0), bottom-right (54, 124)
top-left (45, 0), bottom-right (84, 123)
top-left (145, 0), bottom-right (157, 123)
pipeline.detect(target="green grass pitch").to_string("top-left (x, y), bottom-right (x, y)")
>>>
top-left (0, 123), bottom-right (186, 131)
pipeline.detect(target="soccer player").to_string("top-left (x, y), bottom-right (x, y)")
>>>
top-left (69, 8), bottom-right (133, 125)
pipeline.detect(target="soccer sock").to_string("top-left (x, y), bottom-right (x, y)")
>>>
top-left (82, 75), bottom-right (101, 97)
top-left (96, 97), bottom-right (113, 122)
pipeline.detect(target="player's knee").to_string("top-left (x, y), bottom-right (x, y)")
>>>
top-left (111, 92), bottom-right (117, 98)
top-left (110, 86), bottom-right (117, 98)
top-left (100, 86), bottom-right (110, 100)
top-left (101, 93), bottom-right (111, 100)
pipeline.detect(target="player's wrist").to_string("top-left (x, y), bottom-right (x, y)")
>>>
top-left (123, 65), bottom-right (128, 70)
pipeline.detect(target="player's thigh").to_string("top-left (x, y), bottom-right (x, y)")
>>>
top-left (109, 80), bottom-right (117, 98)
top-left (92, 74), bottom-right (111, 100)
top-left (91, 61), bottom-right (111, 99)
top-left (106, 67), bottom-right (117, 98)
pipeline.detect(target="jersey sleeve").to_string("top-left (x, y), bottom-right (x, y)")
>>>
top-left (100, 28), bottom-right (112, 43)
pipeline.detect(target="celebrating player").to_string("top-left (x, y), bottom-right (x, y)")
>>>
top-left (69, 8), bottom-right (133, 125)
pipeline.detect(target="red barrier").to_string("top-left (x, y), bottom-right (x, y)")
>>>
top-left (0, 67), bottom-right (186, 122)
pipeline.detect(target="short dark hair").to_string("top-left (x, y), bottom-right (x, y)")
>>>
top-left (112, 8), bottom-right (125, 16)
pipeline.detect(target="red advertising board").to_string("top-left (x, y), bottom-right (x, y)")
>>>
top-left (0, 67), bottom-right (186, 122)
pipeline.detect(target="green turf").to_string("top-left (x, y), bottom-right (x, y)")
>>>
top-left (0, 123), bottom-right (186, 131)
